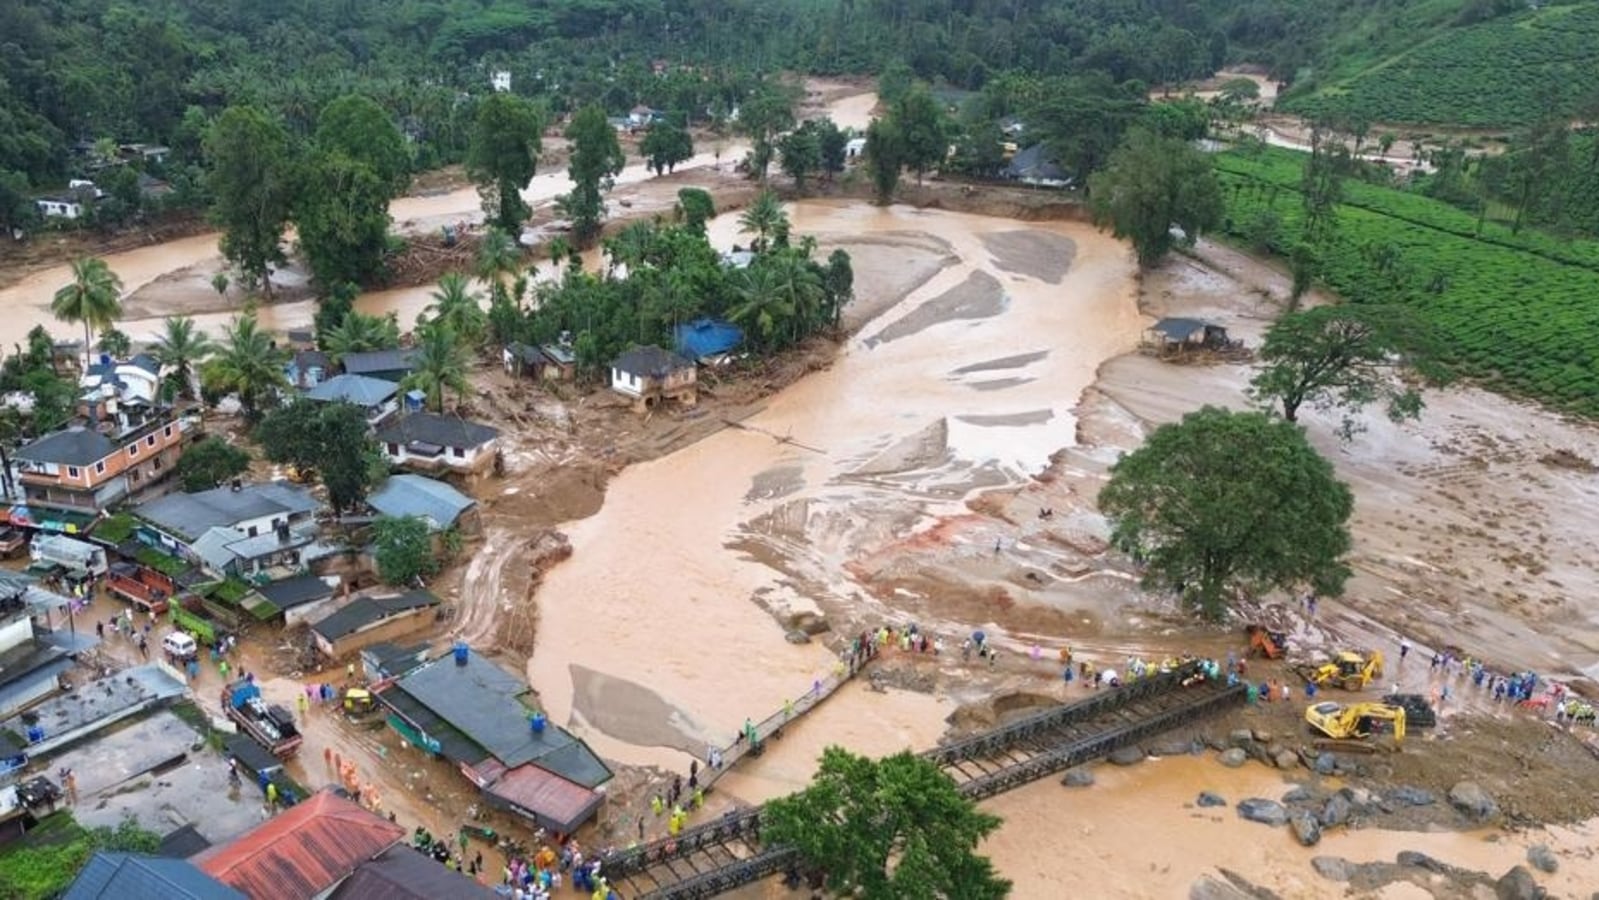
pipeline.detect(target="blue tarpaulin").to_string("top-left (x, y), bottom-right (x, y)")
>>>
top-left (673, 318), bottom-right (743, 360)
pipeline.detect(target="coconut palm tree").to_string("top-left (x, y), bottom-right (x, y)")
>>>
top-left (766, 253), bottom-right (825, 342)
top-left (52, 257), bottom-right (124, 367)
top-left (474, 228), bottom-right (522, 296)
top-left (204, 312), bottom-right (288, 420)
top-left (401, 321), bottom-right (470, 413)
top-left (152, 315), bottom-right (218, 400)
top-left (729, 265), bottom-right (794, 348)
top-left (604, 221), bottom-right (654, 276)
top-left (425, 273), bottom-right (487, 346)
top-left (320, 311), bottom-right (400, 365)
top-left (737, 190), bottom-right (788, 253)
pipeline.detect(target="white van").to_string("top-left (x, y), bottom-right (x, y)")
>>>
top-left (161, 632), bottom-right (197, 660)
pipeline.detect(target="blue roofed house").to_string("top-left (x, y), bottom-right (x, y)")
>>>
top-left (367, 474), bottom-right (481, 535)
top-left (64, 852), bottom-right (245, 900)
top-left (672, 318), bottom-right (743, 363)
top-left (303, 374), bottom-right (400, 427)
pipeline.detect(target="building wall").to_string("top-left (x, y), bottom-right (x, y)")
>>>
top-left (316, 607), bottom-right (437, 659)
top-left (609, 368), bottom-right (644, 397)
top-left (382, 441), bottom-right (495, 473)
top-left (0, 617), bottom-right (33, 655)
top-left (19, 420), bottom-right (182, 496)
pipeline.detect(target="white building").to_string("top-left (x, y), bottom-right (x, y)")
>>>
top-left (374, 412), bottom-right (501, 475)
top-left (491, 70), bottom-right (512, 92)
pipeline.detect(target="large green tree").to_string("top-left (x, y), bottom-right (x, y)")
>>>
top-left (205, 106), bottom-right (294, 295)
top-left (640, 120), bottom-right (694, 176)
top-left (466, 93), bottom-right (544, 232)
top-left (424, 273), bottom-right (487, 346)
top-left (1088, 128), bottom-right (1222, 268)
top-left (779, 127), bottom-right (823, 189)
top-left (51, 257), bottom-right (123, 366)
top-left (1099, 406), bottom-right (1354, 620)
top-left (675, 188), bottom-right (716, 234)
top-left (320, 311), bottom-right (400, 364)
top-left (371, 514), bottom-right (442, 585)
top-left (892, 88), bottom-right (950, 185)
top-left (313, 94), bottom-right (410, 195)
top-left (737, 190), bottom-right (789, 252)
top-left (257, 401), bottom-right (381, 513)
top-left (1249, 304), bottom-right (1441, 434)
top-left (559, 105), bottom-right (625, 245)
top-left (738, 82), bottom-right (798, 181)
top-left (864, 117), bottom-right (903, 205)
top-left (1026, 74), bottom-right (1147, 186)
top-left (295, 149), bottom-right (393, 287)
top-left (176, 436), bottom-right (251, 492)
top-left (203, 312), bottom-right (289, 420)
top-left (764, 747), bottom-right (1011, 900)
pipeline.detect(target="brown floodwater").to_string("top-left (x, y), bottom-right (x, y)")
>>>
top-left (526, 203), bottom-right (1144, 773)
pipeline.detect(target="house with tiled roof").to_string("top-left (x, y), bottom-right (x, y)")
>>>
top-left (303, 374), bottom-right (399, 426)
top-left (131, 481), bottom-right (328, 580)
top-left (12, 411), bottom-right (186, 514)
top-left (192, 790), bottom-right (404, 900)
top-left (374, 412), bottom-right (499, 475)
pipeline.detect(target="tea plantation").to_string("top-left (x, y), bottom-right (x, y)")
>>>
top-left (1216, 147), bottom-right (1599, 417)
top-left (1283, 1), bottom-right (1599, 128)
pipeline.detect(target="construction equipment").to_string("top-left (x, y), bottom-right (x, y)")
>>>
top-left (1305, 701), bottom-right (1406, 743)
top-left (341, 687), bottom-right (378, 718)
top-left (1245, 624), bottom-right (1288, 660)
top-left (1296, 650), bottom-right (1384, 691)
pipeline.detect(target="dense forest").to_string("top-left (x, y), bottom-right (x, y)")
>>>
top-left (2, 0), bottom-right (1531, 190)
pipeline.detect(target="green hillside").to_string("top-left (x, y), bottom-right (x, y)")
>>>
top-left (1281, 1), bottom-right (1599, 128)
top-left (1216, 146), bottom-right (1599, 416)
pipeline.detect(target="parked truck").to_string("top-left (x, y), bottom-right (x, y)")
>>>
top-left (29, 534), bottom-right (108, 579)
top-left (221, 679), bottom-right (302, 757)
top-left (106, 562), bottom-right (173, 615)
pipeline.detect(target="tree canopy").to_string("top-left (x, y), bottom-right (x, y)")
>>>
top-left (560, 104), bottom-right (625, 244)
top-left (640, 120), bottom-right (694, 176)
top-left (764, 747), bottom-right (1011, 900)
top-left (371, 514), bottom-right (442, 586)
top-left (51, 257), bottom-right (123, 365)
top-left (466, 93), bottom-right (544, 233)
top-left (176, 435), bottom-right (251, 492)
top-left (205, 106), bottom-right (293, 293)
top-left (1099, 406), bottom-right (1354, 620)
top-left (1088, 128), bottom-right (1223, 267)
top-left (1249, 304), bottom-right (1441, 435)
top-left (256, 401), bottom-right (382, 513)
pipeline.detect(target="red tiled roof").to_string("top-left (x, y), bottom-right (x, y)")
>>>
top-left (485, 763), bottom-right (602, 833)
top-left (193, 791), bottom-right (404, 900)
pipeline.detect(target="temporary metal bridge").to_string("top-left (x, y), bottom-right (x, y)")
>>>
top-left (602, 662), bottom-right (1245, 899)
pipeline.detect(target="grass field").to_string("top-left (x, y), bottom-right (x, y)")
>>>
top-left (1215, 146), bottom-right (1599, 417)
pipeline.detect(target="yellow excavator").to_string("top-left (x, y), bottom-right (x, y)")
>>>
top-left (1305, 701), bottom-right (1406, 743)
top-left (1296, 650), bottom-right (1384, 691)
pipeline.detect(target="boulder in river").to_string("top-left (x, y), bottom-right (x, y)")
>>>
top-left (1217, 748), bottom-right (1247, 768)
top-left (1061, 767), bottom-right (1095, 787)
top-left (1448, 781), bottom-right (1499, 821)
top-left (1526, 844), bottom-right (1558, 874)
top-left (1494, 865), bottom-right (1545, 900)
top-left (1108, 746), bottom-right (1146, 766)
top-left (1236, 798), bottom-right (1289, 827)
top-left (1311, 856), bottom-right (1354, 882)
top-left (1281, 786), bottom-right (1314, 805)
top-left (1389, 785), bottom-right (1435, 807)
top-left (1196, 791), bottom-right (1227, 808)
top-left (1397, 851), bottom-right (1448, 872)
top-left (1290, 812), bottom-right (1322, 847)
top-left (783, 629), bottom-right (811, 644)
top-left (1228, 728), bottom-right (1255, 746)
top-left (1313, 752), bottom-right (1337, 775)
top-left (1319, 793), bottom-right (1352, 828)
top-left (1273, 749), bottom-right (1301, 770)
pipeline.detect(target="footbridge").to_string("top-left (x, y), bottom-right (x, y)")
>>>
top-left (602, 662), bottom-right (1246, 899)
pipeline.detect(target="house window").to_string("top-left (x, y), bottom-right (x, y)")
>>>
top-left (163, 425), bottom-right (173, 438)
top-left (247, 526), bottom-right (258, 537)
top-left (129, 444), bottom-right (139, 458)
top-left (452, 446), bottom-right (465, 458)
top-left (387, 442), bottom-right (400, 455)
top-left (130, 468), bottom-right (141, 483)
top-left (152, 457), bottom-right (162, 471)
top-left (67, 466), bottom-right (80, 478)
top-left (145, 434), bottom-right (156, 448)
top-left (94, 461), bottom-right (106, 475)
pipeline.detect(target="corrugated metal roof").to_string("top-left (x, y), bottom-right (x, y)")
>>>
top-left (66, 852), bottom-right (245, 900)
top-left (329, 846), bottom-right (496, 900)
top-left (367, 475), bottom-right (476, 531)
top-left (483, 763), bottom-right (603, 834)
top-left (135, 483), bottom-right (318, 542)
top-left (374, 413), bottom-right (499, 450)
top-left (193, 791), bottom-right (404, 900)
top-left (311, 591), bottom-right (440, 642)
top-left (673, 318), bottom-right (743, 360)
top-left (15, 427), bottom-right (115, 466)
top-left (305, 374), bottom-right (398, 407)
